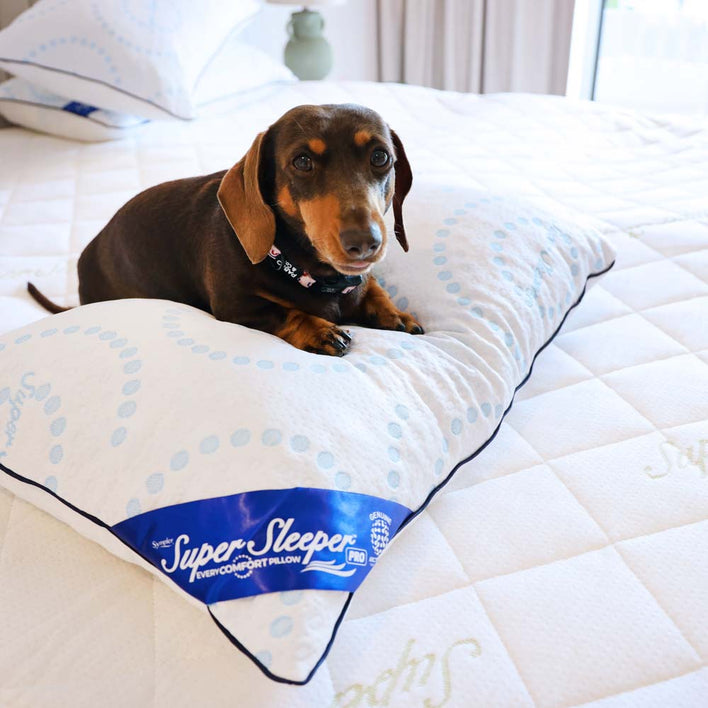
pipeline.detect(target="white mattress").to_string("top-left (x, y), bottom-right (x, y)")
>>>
top-left (1, 81), bottom-right (707, 707)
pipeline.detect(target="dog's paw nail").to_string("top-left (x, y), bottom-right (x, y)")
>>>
top-left (341, 330), bottom-right (352, 342)
top-left (395, 322), bottom-right (406, 332)
top-left (328, 332), bottom-right (350, 352)
top-left (411, 324), bottom-right (424, 335)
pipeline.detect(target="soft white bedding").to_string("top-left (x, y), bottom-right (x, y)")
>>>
top-left (1, 80), bottom-right (707, 707)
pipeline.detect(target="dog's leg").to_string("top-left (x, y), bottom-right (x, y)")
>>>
top-left (276, 309), bottom-right (352, 356)
top-left (349, 277), bottom-right (424, 334)
top-left (212, 296), bottom-right (351, 357)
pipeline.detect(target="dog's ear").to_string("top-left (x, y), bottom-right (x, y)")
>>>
top-left (217, 130), bottom-right (275, 264)
top-left (390, 128), bottom-right (412, 252)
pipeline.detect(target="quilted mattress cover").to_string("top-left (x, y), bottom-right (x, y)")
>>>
top-left (0, 81), bottom-right (707, 707)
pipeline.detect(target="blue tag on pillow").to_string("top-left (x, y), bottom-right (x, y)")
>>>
top-left (62, 101), bottom-right (98, 117)
top-left (112, 487), bottom-right (410, 604)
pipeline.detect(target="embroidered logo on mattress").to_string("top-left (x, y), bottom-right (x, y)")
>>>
top-left (112, 487), bottom-right (410, 604)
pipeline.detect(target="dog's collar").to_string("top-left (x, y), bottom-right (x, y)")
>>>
top-left (265, 245), bottom-right (363, 295)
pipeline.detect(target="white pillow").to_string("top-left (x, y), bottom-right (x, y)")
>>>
top-left (0, 187), bottom-right (614, 683)
top-left (193, 37), bottom-right (296, 110)
top-left (0, 77), bottom-right (146, 141)
top-left (0, 0), bottom-right (262, 120)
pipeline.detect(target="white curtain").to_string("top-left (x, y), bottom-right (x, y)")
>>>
top-left (377, 0), bottom-right (576, 95)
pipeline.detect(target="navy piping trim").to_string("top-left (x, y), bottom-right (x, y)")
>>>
top-left (0, 58), bottom-right (188, 119)
top-left (0, 97), bottom-right (149, 128)
top-left (208, 594), bottom-right (353, 686)
top-left (0, 258), bottom-right (614, 685)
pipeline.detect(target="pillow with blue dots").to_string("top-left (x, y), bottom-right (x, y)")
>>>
top-left (0, 184), bottom-right (614, 684)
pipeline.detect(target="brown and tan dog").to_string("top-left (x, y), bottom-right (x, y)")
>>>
top-left (27, 103), bottom-right (423, 356)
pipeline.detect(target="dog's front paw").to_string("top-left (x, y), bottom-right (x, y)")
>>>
top-left (304, 323), bottom-right (352, 357)
top-left (371, 308), bottom-right (424, 335)
top-left (276, 310), bottom-right (352, 356)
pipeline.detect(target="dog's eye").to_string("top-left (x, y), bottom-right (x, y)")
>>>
top-left (371, 149), bottom-right (390, 168)
top-left (293, 154), bottom-right (313, 172)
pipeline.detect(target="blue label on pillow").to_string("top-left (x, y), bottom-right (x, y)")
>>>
top-left (112, 487), bottom-right (410, 605)
top-left (62, 101), bottom-right (98, 117)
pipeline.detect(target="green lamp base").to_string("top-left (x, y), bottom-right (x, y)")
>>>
top-left (284, 9), bottom-right (333, 81)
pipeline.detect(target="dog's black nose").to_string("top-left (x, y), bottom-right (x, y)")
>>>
top-left (340, 226), bottom-right (382, 259)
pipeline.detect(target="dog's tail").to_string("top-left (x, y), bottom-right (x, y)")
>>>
top-left (27, 282), bottom-right (73, 314)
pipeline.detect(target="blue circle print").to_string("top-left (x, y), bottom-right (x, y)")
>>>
top-left (255, 650), bottom-right (272, 668)
top-left (170, 450), bottom-right (189, 471)
top-left (146, 473), bottom-right (164, 494)
top-left (118, 401), bottom-right (136, 418)
top-left (50, 417), bottom-right (66, 436)
top-left (270, 616), bottom-right (293, 638)
top-left (317, 451), bottom-right (334, 469)
top-left (111, 427), bottom-right (127, 447)
top-left (44, 396), bottom-right (61, 415)
top-left (280, 590), bottom-right (303, 605)
top-left (123, 360), bottom-right (142, 374)
top-left (34, 383), bottom-right (50, 401)
top-left (231, 429), bottom-right (250, 447)
top-left (122, 380), bottom-right (141, 395)
top-left (200, 435), bottom-right (219, 454)
top-left (395, 404), bottom-right (409, 420)
top-left (262, 429), bottom-right (282, 446)
top-left (335, 471), bottom-right (351, 490)
top-left (290, 435), bottom-right (309, 452)
top-left (49, 445), bottom-right (63, 464)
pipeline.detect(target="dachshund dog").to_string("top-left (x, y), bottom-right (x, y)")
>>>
top-left (27, 103), bottom-right (423, 356)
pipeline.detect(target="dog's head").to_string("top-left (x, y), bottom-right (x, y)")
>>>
top-left (218, 104), bottom-right (412, 276)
